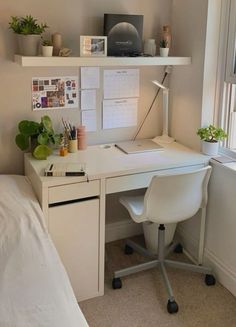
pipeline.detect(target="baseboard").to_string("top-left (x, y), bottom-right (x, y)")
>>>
top-left (176, 226), bottom-right (236, 297)
top-left (105, 219), bottom-right (143, 243)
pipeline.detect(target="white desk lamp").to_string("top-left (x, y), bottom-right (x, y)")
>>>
top-left (152, 80), bottom-right (174, 144)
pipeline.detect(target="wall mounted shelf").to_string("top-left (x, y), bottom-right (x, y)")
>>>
top-left (14, 55), bottom-right (191, 67)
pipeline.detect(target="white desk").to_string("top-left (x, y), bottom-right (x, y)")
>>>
top-left (24, 141), bottom-right (209, 302)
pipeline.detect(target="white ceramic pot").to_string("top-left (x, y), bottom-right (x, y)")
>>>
top-left (17, 34), bottom-right (41, 56)
top-left (160, 47), bottom-right (169, 57)
top-left (202, 140), bottom-right (219, 156)
top-left (42, 46), bottom-right (53, 57)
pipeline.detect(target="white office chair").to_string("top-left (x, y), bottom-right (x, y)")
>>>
top-left (112, 166), bottom-right (215, 314)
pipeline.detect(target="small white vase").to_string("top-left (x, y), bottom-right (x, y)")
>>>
top-left (42, 46), bottom-right (53, 57)
top-left (160, 47), bottom-right (169, 57)
top-left (202, 141), bottom-right (219, 156)
top-left (144, 39), bottom-right (156, 56)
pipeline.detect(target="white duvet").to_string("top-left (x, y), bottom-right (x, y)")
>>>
top-left (0, 175), bottom-right (89, 327)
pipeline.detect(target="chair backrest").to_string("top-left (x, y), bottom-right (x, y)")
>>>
top-left (143, 166), bottom-right (212, 224)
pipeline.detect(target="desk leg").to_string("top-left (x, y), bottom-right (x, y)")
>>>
top-left (98, 178), bottom-right (106, 296)
top-left (198, 207), bottom-right (206, 265)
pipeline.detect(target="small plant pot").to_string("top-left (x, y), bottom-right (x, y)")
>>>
top-left (160, 47), bottom-right (169, 57)
top-left (17, 34), bottom-right (41, 56)
top-left (202, 140), bottom-right (219, 156)
top-left (42, 45), bottom-right (53, 57)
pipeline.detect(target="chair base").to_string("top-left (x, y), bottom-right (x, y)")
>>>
top-left (112, 225), bottom-right (215, 313)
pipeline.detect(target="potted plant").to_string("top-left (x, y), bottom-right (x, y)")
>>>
top-left (159, 39), bottom-right (169, 57)
top-left (41, 39), bottom-right (53, 57)
top-left (15, 115), bottom-right (62, 160)
top-left (9, 15), bottom-right (48, 56)
top-left (197, 124), bottom-right (227, 156)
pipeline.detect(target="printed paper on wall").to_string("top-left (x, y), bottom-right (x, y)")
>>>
top-left (32, 76), bottom-right (79, 110)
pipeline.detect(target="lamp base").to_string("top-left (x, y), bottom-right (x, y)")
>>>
top-left (153, 134), bottom-right (175, 144)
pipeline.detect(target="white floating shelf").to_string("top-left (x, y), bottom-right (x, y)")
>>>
top-left (14, 55), bottom-right (191, 67)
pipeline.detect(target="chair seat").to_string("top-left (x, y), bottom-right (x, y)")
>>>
top-left (119, 195), bottom-right (146, 223)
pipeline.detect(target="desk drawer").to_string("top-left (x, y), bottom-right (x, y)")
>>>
top-left (48, 180), bottom-right (100, 204)
top-left (106, 165), bottom-right (204, 194)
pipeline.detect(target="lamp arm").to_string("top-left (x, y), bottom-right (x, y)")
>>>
top-left (162, 88), bottom-right (169, 136)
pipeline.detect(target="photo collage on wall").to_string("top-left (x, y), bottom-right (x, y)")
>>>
top-left (32, 76), bottom-right (78, 110)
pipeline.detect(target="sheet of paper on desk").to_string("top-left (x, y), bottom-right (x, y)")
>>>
top-left (102, 98), bottom-right (138, 129)
top-left (81, 110), bottom-right (97, 132)
top-left (81, 89), bottom-right (96, 110)
top-left (81, 67), bottom-right (100, 89)
top-left (103, 69), bottom-right (139, 99)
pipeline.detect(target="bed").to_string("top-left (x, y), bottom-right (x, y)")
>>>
top-left (0, 175), bottom-right (89, 327)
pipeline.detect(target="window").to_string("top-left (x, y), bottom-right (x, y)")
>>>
top-left (219, 0), bottom-right (236, 151)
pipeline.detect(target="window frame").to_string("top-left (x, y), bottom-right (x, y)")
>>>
top-left (225, 0), bottom-right (236, 83)
top-left (215, 0), bottom-right (236, 156)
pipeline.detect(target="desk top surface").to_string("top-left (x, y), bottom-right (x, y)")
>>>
top-left (25, 141), bottom-right (209, 187)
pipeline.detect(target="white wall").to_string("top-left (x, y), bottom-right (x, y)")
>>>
top-left (170, 0), bottom-right (208, 151)
top-left (0, 0), bottom-right (172, 174)
top-left (206, 163), bottom-right (236, 296)
top-left (171, 0), bottom-right (236, 297)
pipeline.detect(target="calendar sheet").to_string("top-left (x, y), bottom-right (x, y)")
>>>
top-left (102, 98), bottom-right (138, 129)
top-left (103, 69), bottom-right (139, 99)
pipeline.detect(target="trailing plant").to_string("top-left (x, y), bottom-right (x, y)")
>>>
top-left (9, 15), bottom-right (48, 35)
top-left (160, 39), bottom-right (169, 48)
top-left (197, 125), bottom-right (227, 143)
top-left (15, 115), bottom-right (62, 160)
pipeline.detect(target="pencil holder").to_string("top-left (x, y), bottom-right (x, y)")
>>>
top-left (68, 139), bottom-right (78, 153)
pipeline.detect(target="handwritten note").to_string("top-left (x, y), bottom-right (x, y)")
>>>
top-left (81, 110), bottom-right (97, 132)
top-left (81, 89), bottom-right (96, 110)
top-left (81, 67), bottom-right (100, 89)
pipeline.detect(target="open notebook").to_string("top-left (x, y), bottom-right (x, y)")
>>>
top-left (115, 139), bottom-right (164, 154)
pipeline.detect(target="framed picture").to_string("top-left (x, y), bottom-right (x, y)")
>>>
top-left (80, 35), bottom-right (107, 57)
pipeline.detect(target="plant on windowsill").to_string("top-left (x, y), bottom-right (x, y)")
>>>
top-left (159, 39), bottom-right (169, 57)
top-left (15, 115), bottom-right (62, 160)
top-left (9, 15), bottom-right (48, 56)
top-left (197, 125), bottom-right (227, 156)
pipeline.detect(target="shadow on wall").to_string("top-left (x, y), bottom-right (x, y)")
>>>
top-left (0, 14), bottom-right (16, 60)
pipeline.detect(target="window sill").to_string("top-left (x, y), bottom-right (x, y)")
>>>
top-left (210, 147), bottom-right (236, 173)
top-left (219, 146), bottom-right (236, 160)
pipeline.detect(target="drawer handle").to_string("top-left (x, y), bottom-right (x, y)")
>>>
top-left (49, 195), bottom-right (99, 207)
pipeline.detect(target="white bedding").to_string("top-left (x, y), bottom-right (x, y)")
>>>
top-left (0, 175), bottom-right (89, 327)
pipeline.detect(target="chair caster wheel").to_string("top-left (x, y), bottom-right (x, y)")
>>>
top-left (167, 300), bottom-right (179, 314)
top-left (112, 278), bottom-right (122, 289)
top-left (124, 244), bottom-right (134, 255)
top-left (205, 274), bottom-right (216, 286)
top-left (174, 243), bottom-right (183, 253)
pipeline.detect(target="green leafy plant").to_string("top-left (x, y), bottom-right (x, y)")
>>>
top-left (42, 39), bottom-right (52, 46)
top-left (9, 15), bottom-right (48, 35)
top-left (197, 125), bottom-right (227, 143)
top-left (15, 115), bottom-right (62, 160)
top-left (160, 39), bottom-right (169, 48)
